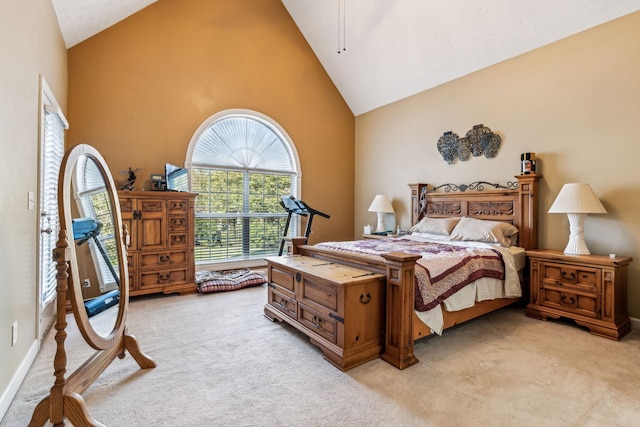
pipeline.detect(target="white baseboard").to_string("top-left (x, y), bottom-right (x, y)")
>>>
top-left (0, 339), bottom-right (39, 422)
top-left (631, 316), bottom-right (640, 331)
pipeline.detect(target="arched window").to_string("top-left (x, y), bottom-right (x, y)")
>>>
top-left (186, 109), bottom-right (301, 264)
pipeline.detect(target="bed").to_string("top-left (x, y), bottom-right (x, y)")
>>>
top-left (286, 174), bottom-right (540, 369)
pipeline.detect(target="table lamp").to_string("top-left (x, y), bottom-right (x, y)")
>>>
top-left (548, 183), bottom-right (606, 255)
top-left (368, 194), bottom-right (394, 233)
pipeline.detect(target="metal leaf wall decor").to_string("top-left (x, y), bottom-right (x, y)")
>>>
top-left (437, 124), bottom-right (501, 164)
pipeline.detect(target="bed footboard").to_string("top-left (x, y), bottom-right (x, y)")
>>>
top-left (379, 252), bottom-right (422, 369)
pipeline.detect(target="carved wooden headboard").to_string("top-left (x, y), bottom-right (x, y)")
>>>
top-left (409, 174), bottom-right (541, 250)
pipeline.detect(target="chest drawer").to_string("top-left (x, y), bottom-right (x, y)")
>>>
top-left (270, 267), bottom-right (295, 292)
top-left (268, 285), bottom-right (297, 320)
top-left (300, 276), bottom-right (338, 312)
top-left (298, 303), bottom-right (338, 343)
top-left (540, 262), bottom-right (600, 293)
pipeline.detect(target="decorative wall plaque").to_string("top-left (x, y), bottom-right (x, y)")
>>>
top-left (437, 124), bottom-right (502, 164)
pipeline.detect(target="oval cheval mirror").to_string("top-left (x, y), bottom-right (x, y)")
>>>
top-left (29, 144), bottom-right (156, 427)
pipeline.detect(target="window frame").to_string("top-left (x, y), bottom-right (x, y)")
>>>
top-left (185, 109), bottom-right (301, 268)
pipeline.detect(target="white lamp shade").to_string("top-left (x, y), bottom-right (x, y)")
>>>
top-left (548, 183), bottom-right (606, 214)
top-left (368, 195), bottom-right (394, 233)
top-left (548, 183), bottom-right (606, 255)
top-left (368, 195), bottom-right (394, 213)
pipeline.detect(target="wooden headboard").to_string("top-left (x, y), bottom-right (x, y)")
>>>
top-left (409, 174), bottom-right (541, 250)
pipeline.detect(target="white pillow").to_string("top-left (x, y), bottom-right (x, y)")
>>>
top-left (409, 217), bottom-right (460, 235)
top-left (449, 217), bottom-right (519, 247)
top-left (410, 231), bottom-right (454, 241)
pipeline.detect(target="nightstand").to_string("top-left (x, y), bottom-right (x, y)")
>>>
top-left (525, 249), bottom-right (632, 340)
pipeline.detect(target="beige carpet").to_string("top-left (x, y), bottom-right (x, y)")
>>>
top-left (3, 285), bottom-right (640, 426)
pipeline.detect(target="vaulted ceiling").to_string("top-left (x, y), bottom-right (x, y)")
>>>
top-left (51, 0), bottom-right (640, 115)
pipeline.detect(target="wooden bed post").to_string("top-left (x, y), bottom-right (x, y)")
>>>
top-left (515, 174), bottom-right (541, 250)
top-left (380, 252), bottom-right (421, 370)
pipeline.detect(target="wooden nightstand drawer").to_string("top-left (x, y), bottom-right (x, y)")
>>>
top-left (540, 262), bottom-right (600, 293)
top-left (540, 287), bottom-right (599, 318)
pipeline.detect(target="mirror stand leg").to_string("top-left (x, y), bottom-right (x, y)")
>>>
top-left (63, 392), bottom-right (104, 427)
top-left (27, 396), bottom-right (50, 426)
top-left (123, 332), bottom-right (158, 369)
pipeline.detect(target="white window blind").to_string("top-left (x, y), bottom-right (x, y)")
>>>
top-left (40, 107), bottom-right (67, 306)
top-left (189, 113), bottom-right (300, 263)
top-left (75, 156), bottom-right (119, 291)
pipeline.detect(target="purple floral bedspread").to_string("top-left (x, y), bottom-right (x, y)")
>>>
top-left (314, 238), bottom-right (504, 311)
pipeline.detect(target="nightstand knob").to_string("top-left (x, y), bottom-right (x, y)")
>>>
top-left (560, 270), bottom-right (576, 281)
top-left (560, 294), bottom-right (576, 305)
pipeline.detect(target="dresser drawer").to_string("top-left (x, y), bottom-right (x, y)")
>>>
top-left (540, 287), bottom-right (600, 318)
top-left (168, 232), bottom-right (189, 248)
top-left (138, 250), bottom-right (188, 270)
top-left (540, 262), bottom-right (601, 293)
top-left (268, 285), bottom-right (297, 320)
top-left (298, 303), bottom-right (337, 344)
top-left (168, 200), bottom-right (189, 214)
top-left (139, 268), bottom-right (188, 289)
top-left (169, 216), bottom-right (188, 232)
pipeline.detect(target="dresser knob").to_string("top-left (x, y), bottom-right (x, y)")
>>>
top-left (561, 270), bottom-right (576, 281)
top-left (560, 294), bottom-right (576, 305)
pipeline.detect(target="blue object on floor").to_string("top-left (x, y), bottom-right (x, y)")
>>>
top-left (85, 289), bottom-right (120, 317)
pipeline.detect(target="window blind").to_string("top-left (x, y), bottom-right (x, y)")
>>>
top-left (40, 107), bottom-right (66, 305)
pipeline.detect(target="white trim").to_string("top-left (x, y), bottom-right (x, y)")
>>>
top-left (630, 316), bottom-right (640, 331)
top-left (0, 339), bottom-right (39, 421)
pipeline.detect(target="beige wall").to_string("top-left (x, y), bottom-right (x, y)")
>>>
top-left (356, 12), bottom-right (640, 316)
top-left (0, 0), bottom-right (67, 417)
top-left (67, 0), bottom-right (354, 245)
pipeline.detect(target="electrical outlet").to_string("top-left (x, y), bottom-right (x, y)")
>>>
top-left (12, 321), bottom-right (18, 346)
top-left (83, 279), bottom-right (91, 288)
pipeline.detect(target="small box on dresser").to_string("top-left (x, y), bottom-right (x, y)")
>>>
top-left (264, 255), bottom-right (386, 370)
top-left (525, 249), bottom-right (632, 340)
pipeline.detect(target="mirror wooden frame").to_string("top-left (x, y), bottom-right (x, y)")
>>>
top-left (29, 144), bottom-right (156, 427)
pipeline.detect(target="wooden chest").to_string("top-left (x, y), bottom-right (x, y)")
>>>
top-left (264, 255), bottom-right (386, 370)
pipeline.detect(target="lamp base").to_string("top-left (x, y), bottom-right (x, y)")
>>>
top-left (375, 212), bottom-right (386, 233)
top-left (563, 213), bottom-right (591, 255)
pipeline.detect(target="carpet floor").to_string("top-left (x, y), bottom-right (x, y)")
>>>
top-left (2, 285), bottom-right (640, 426)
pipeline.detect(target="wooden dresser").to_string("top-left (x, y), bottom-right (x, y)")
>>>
top-left (264, 255), bottom-right (386, 370)
top-left (525, 249), bottom-right (632, 340)
top-left (118, 191), bottom-right (197, 296)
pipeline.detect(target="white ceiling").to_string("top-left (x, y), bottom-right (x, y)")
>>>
top-left (52, 0), bottom-right (640, 116)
